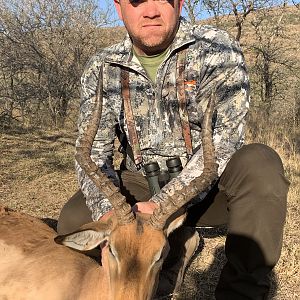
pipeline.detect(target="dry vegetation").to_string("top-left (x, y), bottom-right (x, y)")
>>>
top-left (0, 5), bottom-right (299, 300)
top-left (0, 122), bottom-right (298, 300)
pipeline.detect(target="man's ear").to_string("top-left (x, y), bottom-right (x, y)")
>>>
top-left (114, 0), bottom-right (124, 21)
top-left (179, 0), bottom-right (185, 13)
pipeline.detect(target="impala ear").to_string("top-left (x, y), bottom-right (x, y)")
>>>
top-left (55, 221), bottom-right (112, 251)
top-left (164, 208), bottom-right (187, 237)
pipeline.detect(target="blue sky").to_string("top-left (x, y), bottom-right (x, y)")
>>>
top-left (98, 0), bottom-right (209, 26)
top-left (98, 0), bottom-right (300, 26)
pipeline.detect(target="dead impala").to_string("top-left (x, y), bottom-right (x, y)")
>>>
top-left (0, 67), bottom-right (218, 300)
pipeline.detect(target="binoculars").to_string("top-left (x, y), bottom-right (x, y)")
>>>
top-left (143, 156), bottom-right (183, 196)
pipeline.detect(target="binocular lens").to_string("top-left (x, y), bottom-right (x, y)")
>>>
top-left (144, 161), bottom-right (160, 177)
top-left (144, 157), bottom-right (183, 196)
top-left (166, 156), bottom-right (183, 179)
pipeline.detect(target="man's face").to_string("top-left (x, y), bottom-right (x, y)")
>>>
top-left (114, 0), bottom-right (184, 56)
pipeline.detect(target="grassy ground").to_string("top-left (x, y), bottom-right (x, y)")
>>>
top-left (0, 125), bottom-right (299, 299)
top-left (0, 129), bottom-right (78, 218)
top-left (0, 6), bottom-right (299, 300)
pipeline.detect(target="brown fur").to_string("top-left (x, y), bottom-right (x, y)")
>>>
top-left (0, 207), bottom-right (184, 300)
top-left (0, 207), bottom-right (104, 300)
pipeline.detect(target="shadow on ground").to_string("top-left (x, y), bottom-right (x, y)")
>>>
top-left (178, 227), bottom-right (279, 300)
top-left (42, 217), bottom-right (58, 231)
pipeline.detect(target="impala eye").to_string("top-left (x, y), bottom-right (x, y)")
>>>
top-left (153, 248), bottom-right (165, 264)
top-left (108, 245), bottom-right (117, 258)
top-left (155, 244), bottom-right (170, 263)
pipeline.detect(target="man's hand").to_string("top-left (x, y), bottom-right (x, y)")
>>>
top-left (132, 201), bottom-right (159, 215)
top-left (99, 209), bottom-right (114, 222)
top-left (99, 201), bottom-right (159, 219)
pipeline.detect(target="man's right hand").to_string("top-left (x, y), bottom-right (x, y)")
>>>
top-left (132, 201), bottom-right (159, 215)
top-left (99, 209), bottom-right (114, 222)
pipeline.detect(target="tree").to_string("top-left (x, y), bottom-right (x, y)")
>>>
top-left (183, 0), bottom-right (204, 25)
top-left (0, 0), bottom-right (116, 128)
top-left (248, 6), bottom-right (299, 121)
top-left (183, 0), bottom-right (286, 41)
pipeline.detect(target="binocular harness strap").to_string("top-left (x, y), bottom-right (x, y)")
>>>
top-left (120, 48), bottom-right (193, 167)
top-left (176, 49), bottom-right (193, 159)
top-left (121, 69), bottom-right (143, 166)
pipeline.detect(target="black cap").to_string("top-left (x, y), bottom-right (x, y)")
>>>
top-left (166, 156), bottom-right (182, 168)
top-left (144, 161), bottom-right (160, 176)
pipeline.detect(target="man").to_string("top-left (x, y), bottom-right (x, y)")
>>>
top-left (58, 0), bottom-right (289, 299)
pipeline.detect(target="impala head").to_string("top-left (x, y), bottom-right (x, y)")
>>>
top-left (55, 211), bottom-right (186, 300)
top-left (57, 66), bottom-right (218, 299)
top-left (105, 216), bottom-right (168, 300)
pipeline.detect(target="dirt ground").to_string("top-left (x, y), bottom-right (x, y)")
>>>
top-left (0, 129), bottom-right (299, 299)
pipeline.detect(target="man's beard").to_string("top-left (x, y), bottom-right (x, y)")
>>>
top-left (133, 30), bottom-right (171, 54)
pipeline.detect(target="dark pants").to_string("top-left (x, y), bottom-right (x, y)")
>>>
top-left (57, 143), bottom-right (289, 300)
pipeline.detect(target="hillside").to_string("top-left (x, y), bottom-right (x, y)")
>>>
top-left (0, 5), bottom-right (299, 300)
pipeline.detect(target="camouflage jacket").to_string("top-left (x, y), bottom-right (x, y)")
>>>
top-left (76, 18), bottom-right (250, 221)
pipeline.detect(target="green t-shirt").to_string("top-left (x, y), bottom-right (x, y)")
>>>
top-left (133, 47), bottom-right (169, 83)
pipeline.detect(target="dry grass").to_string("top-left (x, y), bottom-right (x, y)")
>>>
top-left (0, 6), bottom-right (299, 299)
top-left (0, 121), bottom-right (299, 299)
top-left (0, 129), bottom-right (78, 219)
